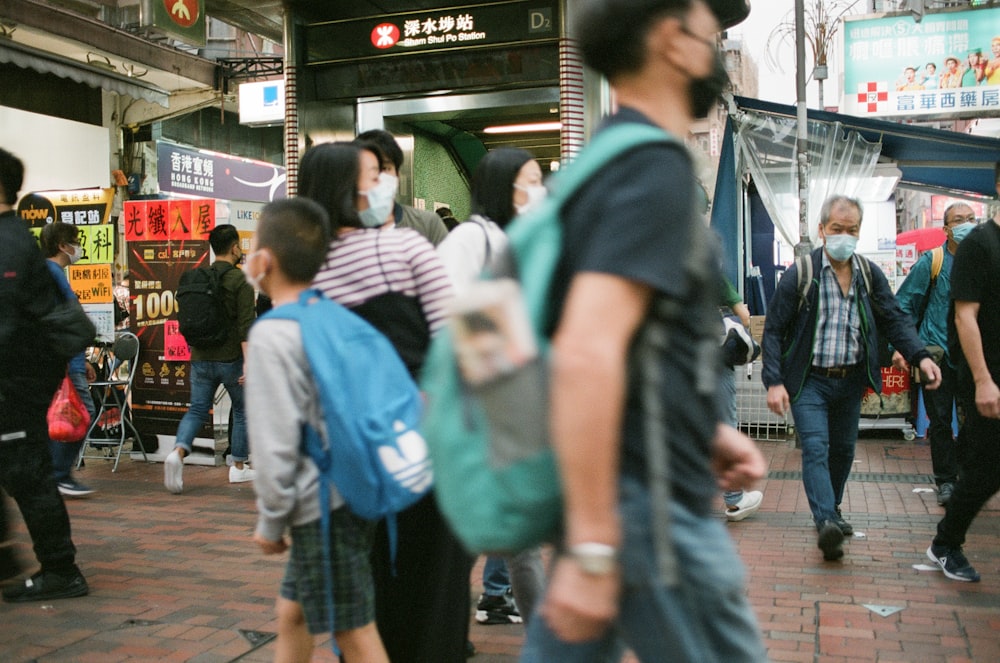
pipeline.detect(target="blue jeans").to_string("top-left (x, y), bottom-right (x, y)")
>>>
top-left (719, 366), bottom-right (743, 507)
top-left (174, 359), bottom-right (247, 462)
top-left (520, 476), bottom-right (766, 663)
top-left (49, 371), bottom-right (96, 483)
top-left (790, 371), bottom-right (865, 525)
top-left (482, 556), bottom-right (510, 595)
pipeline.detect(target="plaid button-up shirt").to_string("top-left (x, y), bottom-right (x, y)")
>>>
top-left (811, 253), bottom-right (863, 368)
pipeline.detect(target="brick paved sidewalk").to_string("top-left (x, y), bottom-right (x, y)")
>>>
top-left (1, 434), bottom-right (997, 662)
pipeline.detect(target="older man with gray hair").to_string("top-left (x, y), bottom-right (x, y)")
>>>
top-left (763, 195), bottom-right (941, 562)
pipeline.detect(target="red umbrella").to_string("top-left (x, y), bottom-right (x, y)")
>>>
top-left (896, 227), bottom-right (946, 252)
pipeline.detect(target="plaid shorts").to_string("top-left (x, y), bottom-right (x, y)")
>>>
top-left (280, 508), bottom-right (377, 634)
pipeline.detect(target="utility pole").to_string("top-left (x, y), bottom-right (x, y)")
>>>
top-left (795, 0), bottom-right (812, 255)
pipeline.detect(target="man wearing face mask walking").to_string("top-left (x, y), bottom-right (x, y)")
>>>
top-left (764, 195), bottom-right (942, 562)
top-left (520, 2), bottom-right (768, 661)
top-left (891, 203), bottom-right (978, 506)
top-left (164, 224), bottom-right (255, 494)
top-left (39, 222), bottom-right (98, 497)
top-left (924, 164), bottom-right (1000, 583)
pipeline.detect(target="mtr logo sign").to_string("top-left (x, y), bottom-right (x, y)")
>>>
top-left (164, 0), bottom-right (199, 29)
top-left (371, 23), bottom-right (401, 49)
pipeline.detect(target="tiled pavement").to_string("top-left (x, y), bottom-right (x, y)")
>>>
top-left (1, 432), bottom-right (998, 662)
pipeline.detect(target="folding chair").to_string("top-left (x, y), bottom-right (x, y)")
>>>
top-left (78, 331), bottom-right (146, 472)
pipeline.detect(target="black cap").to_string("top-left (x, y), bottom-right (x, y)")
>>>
top-left (710, 0), bottom-right (751, 29)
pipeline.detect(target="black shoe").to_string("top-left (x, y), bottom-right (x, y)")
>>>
top-left (937, 482), bottom-right (955, 506)
top-left (1, 569), bottom-right (89, 603)
top-left (466, 639), bottom-right (477, 658)
top-left (927, 544), bottom-right (980, 582)
top-left (833, 506), bottom-right (854, 536)
top-left (476, 591), bottom-right (519, 616)
top-left (475, 591), bottom-right (522, 624)
top-left (817, 520), bottom-right (845, 561)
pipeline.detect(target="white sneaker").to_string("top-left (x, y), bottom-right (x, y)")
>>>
top-left (725, 490), bottom-right (763, 522)
top-left (164, 449), bottom-right (184, 494)
top-left (229, 464), bottom-right (256, 484)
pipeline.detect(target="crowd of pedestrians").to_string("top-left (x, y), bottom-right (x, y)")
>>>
top-left (3, 2), bottom-right (1000, 662)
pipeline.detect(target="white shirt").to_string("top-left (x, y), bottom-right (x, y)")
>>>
top-left (436, 215), bottom-right (510, 296)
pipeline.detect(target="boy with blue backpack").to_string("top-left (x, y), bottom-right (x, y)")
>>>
top-left (246, 198), bottom-right (391, 663)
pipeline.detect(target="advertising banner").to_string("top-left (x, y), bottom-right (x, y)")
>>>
top-left (17, 187), bottom-right (117, 339)
top-left (68, 263), bottom-right (115, 343)
top-left (157, 141), bottom-right (286, 202)
top-left (123, 199), bottom-right (217, 464)
top-left (843, 7), bottom-right (1000, 118)
top-left (17, 187), bottom-right (115, 229)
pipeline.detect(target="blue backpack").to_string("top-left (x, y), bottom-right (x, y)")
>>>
top-left (420, 123), bottom-right (679, 555)
top-left (261, 288), bottom-right (432, 652)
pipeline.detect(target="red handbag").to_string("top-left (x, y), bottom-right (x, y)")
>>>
top-left (47, 373), bottom-right (91, 442)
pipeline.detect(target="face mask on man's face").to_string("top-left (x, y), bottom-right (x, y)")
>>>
top-left (824, 234), bottom-right (858, 262)
top-left (950, 221), bottom-right (976, 244)
top-left (690, 49), bottom-right (730, 119)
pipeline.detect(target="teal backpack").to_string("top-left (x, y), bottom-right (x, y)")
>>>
top-left (420, 122), bottom-right (679, 554)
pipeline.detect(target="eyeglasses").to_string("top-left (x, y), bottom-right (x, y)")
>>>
top-left (946, 214), bottom-right (977, 226)
top-left (679, 25), bottom-right (717, 51)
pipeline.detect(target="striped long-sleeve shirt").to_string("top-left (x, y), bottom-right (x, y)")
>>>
top-left (312, 226), bottom-right (454, 334)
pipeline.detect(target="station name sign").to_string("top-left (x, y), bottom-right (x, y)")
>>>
top-left (306, 1), bottom-right (558, 64)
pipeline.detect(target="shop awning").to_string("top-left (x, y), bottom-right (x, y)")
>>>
top-left (0, 39), bottom-right (169, 107)
top-left (733, 96), bottom-right (1000, 198)
top-left (711, 96), bottom-right (1000, 289)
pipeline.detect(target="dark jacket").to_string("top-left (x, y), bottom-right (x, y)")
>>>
top-left (0, 210), bottom-right (67, 424)
top-left (761, 248), bottom-right (929, 403)
top-left (190, 260), bottom-right (255, 363)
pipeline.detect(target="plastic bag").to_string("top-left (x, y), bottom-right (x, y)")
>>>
top-left (47, 373), bottom-right (90, 442)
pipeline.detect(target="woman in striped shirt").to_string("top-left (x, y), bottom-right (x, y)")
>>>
top-left (299, 141), bottom-right (473, 663)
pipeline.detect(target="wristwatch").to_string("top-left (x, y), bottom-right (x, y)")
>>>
top-left (567, 542), bottom-right (619, 575)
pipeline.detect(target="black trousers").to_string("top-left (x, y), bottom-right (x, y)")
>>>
top-left (0, 415), bottom-right (78, 576)
top-left (921, 361), bottom-right (958, 486)
top-left (934, 395), bottom-right (1000, 549)
top-left (370, 492), bottom-right (475, 663)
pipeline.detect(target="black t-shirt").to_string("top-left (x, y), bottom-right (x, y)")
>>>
top-left (550, 108), bottom-right (723, 516)
top-left (949, 219), bottom-right (1000, 391)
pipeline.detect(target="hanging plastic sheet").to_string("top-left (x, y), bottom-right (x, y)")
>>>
top-left (733, 109), bottom-right (882, 247)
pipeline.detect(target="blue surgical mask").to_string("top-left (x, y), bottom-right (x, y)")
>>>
top-left (950, 221), bottom-right (976, 244)
top-left (824, 234), bottom-right (858, 262)
top-left (358, 173), bottom-right (399, 228)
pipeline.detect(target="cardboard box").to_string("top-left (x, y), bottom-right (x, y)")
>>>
top-left (749, 316), bottom-right (766, 344)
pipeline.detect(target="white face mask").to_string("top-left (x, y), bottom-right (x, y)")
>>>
top-left (514, 183), bottom-right (547, 216)
top-left (243, 250), bottom-right (265, 292)
top-left (62, 244), bottom-right (83, 264)
top-left (358, 173), bottom-right (399, 228)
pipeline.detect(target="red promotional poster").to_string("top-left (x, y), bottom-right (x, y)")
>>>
top-left (124, 201), bottom-right (147, 241)
top-left (168, 200), bottom-right (192, 241)
top-left (192, 198), bottom-right (215, 239)
top-left (164, 320), bottom-right (191, 362)
top-left (146, 200), bottom-right (170, 241)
